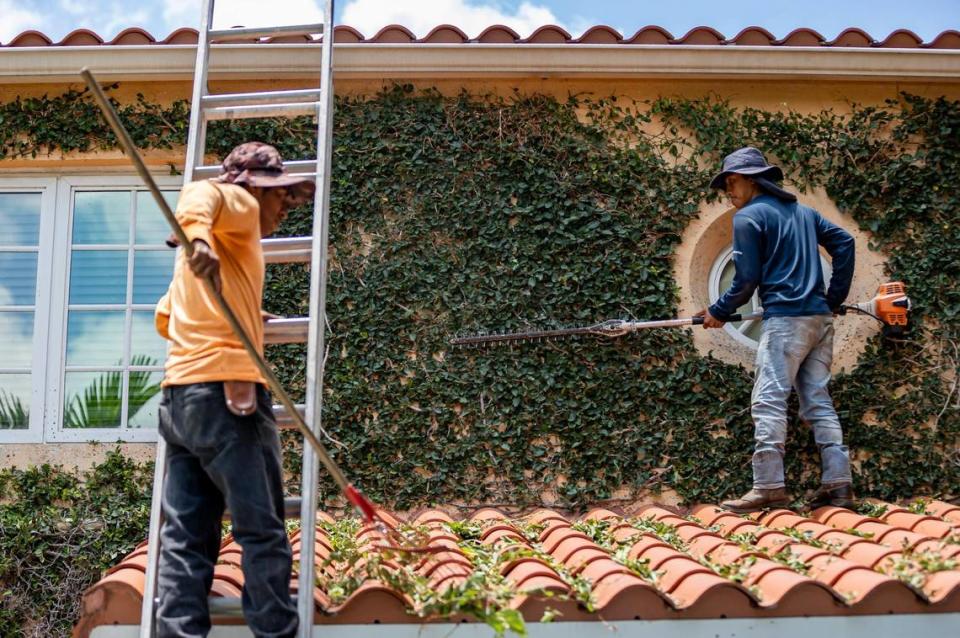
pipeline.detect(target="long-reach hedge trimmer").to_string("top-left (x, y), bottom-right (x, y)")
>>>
top-left (450, 282), bottom-right (911, 348)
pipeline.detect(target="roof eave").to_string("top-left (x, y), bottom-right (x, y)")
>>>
top-left (1, 43), bottom-right (959, 84)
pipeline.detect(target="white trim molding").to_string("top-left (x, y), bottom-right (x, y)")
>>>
top-left (1, 44), bottom-right (959, 83)
top-left (89, 613), bottom-right (960, 638)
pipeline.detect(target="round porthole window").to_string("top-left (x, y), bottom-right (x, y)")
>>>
top-left (708, 246), bottom-right (832, 349)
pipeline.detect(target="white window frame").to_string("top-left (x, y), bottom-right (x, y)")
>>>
top-left (0, 178), bottom-right (57, 443)
top-left (709, 244), bottom-right (833, 350)
top-left (42, 175), bottom-right (181, 443)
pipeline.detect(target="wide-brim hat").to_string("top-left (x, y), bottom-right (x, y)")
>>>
top-left (216, 141), bottom-right (316, 205)
top-left (709, 146), bottom-right (784, 190)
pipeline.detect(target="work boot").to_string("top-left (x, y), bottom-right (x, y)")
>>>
top-left (720, 488), bottom-right (790, 514)
top-left (808, 483), bottom-right (856, 509)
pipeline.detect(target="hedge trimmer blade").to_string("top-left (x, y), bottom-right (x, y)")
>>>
top-left (450, 312), bottom-right (764, 348)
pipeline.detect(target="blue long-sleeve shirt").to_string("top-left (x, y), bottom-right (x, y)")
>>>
top-left (709, 194), bottom-right (855, 321)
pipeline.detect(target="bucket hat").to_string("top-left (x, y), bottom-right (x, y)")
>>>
top-left (709, 147), bottom-right (784, 190)
top-left (216, 141), bottom-right (315, 204)
top-left (710, 146), bottom-right (796, 202)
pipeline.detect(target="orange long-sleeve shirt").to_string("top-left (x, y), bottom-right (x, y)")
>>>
top-left (156, 180), bottom-right (266, 386)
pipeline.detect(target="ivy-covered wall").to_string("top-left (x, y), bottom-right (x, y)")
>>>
top-left (0, 84), bottom-right (958, 636)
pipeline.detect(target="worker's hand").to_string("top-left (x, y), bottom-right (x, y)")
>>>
top-left (694, 308), bottom-right (725, 329)
top-left (261, 310), bottom-right (280, 323)
top-left (188, 239), bottom-right (221, 293)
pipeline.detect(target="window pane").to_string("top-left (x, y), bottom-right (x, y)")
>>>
top-left (66, 310), bottom-right (125, 366)
top-left (63, 371), bottom-right (121, 428)
top-left (0, 252), bottom-right (38, 306)
top-left (136, 191), bottom-right (179, 244)
top-left (73, 191), bottom-right (130, 244)
top-left (0, 311), bottom-right (34, 367)
top-left (133, 250), bottom-right (175, 304)
top-left (0, 373), bottom-right (30, 429)
top-left (0, 193), bottom-right (42, 246)
top-left (69, 250), bottom-right (128, 304)
top-left (128, 370), bottom-right (163, 429)
top-left (131, 310), bottom-right (168, 364)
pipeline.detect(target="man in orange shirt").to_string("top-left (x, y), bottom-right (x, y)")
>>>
top-left (154, 142), bottom-right (314, 638)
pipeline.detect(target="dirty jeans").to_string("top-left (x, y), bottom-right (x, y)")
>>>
top-left (751, 315), bottom-right (852, 489)
top-left (156, 382), bottom-right (297, 638)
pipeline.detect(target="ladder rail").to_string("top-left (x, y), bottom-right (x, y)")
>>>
top-left (183, 0), bottom-right (215, 184)
top-left (298, 0), bottom-right (337, 635)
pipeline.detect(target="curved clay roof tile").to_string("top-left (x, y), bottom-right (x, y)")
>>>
top-left (878, 29), bottom-right (923, 48)
top-left (576, 25), bottom-right (623, 44)
top-left (524, 25), bottom-right (573, 44)
top-left (370, 24), bottom-right (416, 43)
top-left (475, 24), bottom-right (521, 43)
top-left (162, 28), bottom-right (199, 44)
top-left (673, 26), bottom-right (726, 45)
top-left (829, 27), bottom-right (875, 47)
top-left (4, 30), bottom-right (53, 46)
top-left (421, 24), bottom-right (469, 43)
top-left (625, 26), bottom-right (673, 45)
top-left (332, 25), bottom-right (364, 42)
top-left (108, 27), bottom-right (155, 45)
top-left (779, 28), bottom-right (826, 46)
top-left (58, 29), bottom-right (104, 46)
top-left (925, 30), bottom-right (960, 49)
top-left (729, 26), bottom-right (777, 46)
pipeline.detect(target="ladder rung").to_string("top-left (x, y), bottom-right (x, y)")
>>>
top-left (223, 496), bottom-right (302, 521)
top-left (264, 317), bottom-right (309, 344)
top-left (208, 594), bottom-right (299, 617)
top-left (263, 237), bottom-right (312, 263)
top-left (201, 89), bottom-right (322, 109)
top-left (273, 403), bottom-right (305, 428)
top-left (193, 160), bottom-right (317, 180)
top-left (207, 23), bottom-right (324, 42)
top-left (204, 102), bottom-right (319, 121)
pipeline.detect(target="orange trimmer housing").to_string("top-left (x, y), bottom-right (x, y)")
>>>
top-left (872, 281), bottom-right (910, 327)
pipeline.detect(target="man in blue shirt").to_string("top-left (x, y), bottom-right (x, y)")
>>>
top-left (696, 147), bottom-right (857, 513)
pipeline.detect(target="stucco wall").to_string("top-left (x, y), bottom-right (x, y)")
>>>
top-left (0, 68), bottom-right (952, 472)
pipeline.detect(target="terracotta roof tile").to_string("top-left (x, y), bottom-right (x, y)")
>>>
top-left (370, 25), bottom-right (417, 44)
top-left (927, 30), bottom-right (960, 49)
top-left (332, 25), bottom-right (365, 43)
top-left (729, 26), bottom-right (778, 46)
top-left (75, 501), bottom-right (960, 636)
top-left (524, 25), bottom-right (573, 44)
top-left (4, 25), bottom-right (959, 48)
top-left (673, 27), bottom-right (726, 46)
top-left (161, 28), bottom-right (199, 45)
top-left (625, 26), bottom-right (674, 45)
top-left (6, 30), bottom-right (53, 46)
top-left (779, 28), bottom-right (827, 46)
top-left (576, 26), bottom-right (623, 45)
top-left (108, 28), bottom-right (155, 45)
top-left (878, 29), bottom-right (924, 48)
top-left (829, 28), bottom-right (876, 47)
top-left (421, 25), bottom-right (470, 44)
top-left (475, 24), bottom-right (521, 44)
top-left (58, 29), bottom-right (104, 46)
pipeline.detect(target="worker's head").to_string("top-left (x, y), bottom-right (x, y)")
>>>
top-left (710, 147), bottom-right (796, 209)
top-left (217, 142), bottom-right (316, 237)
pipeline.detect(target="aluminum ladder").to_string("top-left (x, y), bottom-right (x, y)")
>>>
top-left (138, 0), bottom-right (334, 636)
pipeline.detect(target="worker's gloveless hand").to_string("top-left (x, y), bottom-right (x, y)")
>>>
top-left (695, 308), bottom-right (725, 329)
top-left (188, 239), bottom-right (222, 293)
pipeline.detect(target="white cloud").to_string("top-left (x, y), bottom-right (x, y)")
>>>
top-left (340, 0), bottom-right (565, 39)
top-left (163, 0), bottom-right (325, 32)
top-left (0, 0), bottom-right (42, 42)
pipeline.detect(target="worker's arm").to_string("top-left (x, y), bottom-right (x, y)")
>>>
top-left (175, 181), bottom-right (223, 292)
top-left (815, 213), bottom-right (855, 311)
top-left (708, 212), bottom-right (763, 321)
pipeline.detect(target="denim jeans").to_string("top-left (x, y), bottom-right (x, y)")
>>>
top-left (751, 315), bottom-right (852, 489)
top-left (156, 382), bottom-right (297, 638)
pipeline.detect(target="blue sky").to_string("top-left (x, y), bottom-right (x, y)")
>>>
top-left (4, 0), bottom-right (958, 43)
